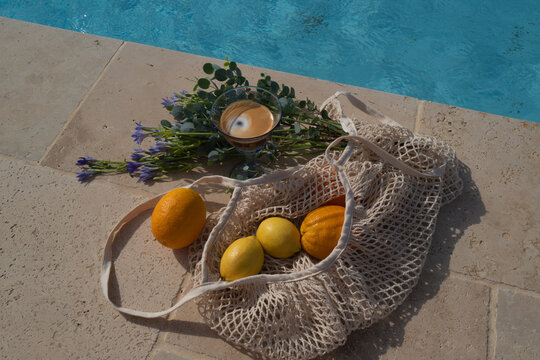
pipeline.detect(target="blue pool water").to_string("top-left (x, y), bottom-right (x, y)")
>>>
top-left (2, 0), bottom-right (539, 122)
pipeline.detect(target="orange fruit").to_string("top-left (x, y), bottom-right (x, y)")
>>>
top-left (324, 194), bottom-right (346, 207)
top-left (316, 171), bottom-right (345, 207)
top-left (151, 188), bottom-right (206, 249)
top-left (300, 205), bottom-right (345, 260)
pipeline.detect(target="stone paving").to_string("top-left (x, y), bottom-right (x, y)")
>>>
top-left (1, 17), bottom-right (539, 360)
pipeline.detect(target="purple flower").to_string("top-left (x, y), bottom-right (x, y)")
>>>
top-left (131, 122), bottom-right (149, 144)
top-left (76, 156), bottom-right (97, 166)
top-left (149, 140), bottom-right (170, 154)
top-left (130, 148), bottom-right (146, 161)
top-left (138, 165), bottom-right (157, 182)
top-left (76, 170), bottom-right (96, 182)
top-left (161, 97), bottom-right (176, 108)
top-left (126, 162), bottom-right (143, 174)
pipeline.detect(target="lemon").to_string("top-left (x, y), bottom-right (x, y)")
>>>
top-left (220, 236), bottom-right (264, 281)
top-left (256, 217), bottom-right (301, 258)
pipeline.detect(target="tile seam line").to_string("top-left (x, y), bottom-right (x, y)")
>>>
top-left (448, 270), bottom-right (540, 297)
top-left (38, 40), bottom-right (127, 164)
top-left (487, 286), bottom-right (498, 360)
top-left (152, 343), bottom-right (215, 360)
top-left (414, 99), bottom-right (426, 133)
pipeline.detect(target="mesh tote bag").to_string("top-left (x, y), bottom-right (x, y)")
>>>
top-left (101, 92), bottom-right (463, 360)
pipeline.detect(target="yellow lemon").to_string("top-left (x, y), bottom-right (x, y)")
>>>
top-left (220, 236), bottom-right (264, 281)
top-left (256, 217), bottom-right (301, 258)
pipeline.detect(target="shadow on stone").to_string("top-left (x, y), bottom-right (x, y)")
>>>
top-left (319, 162), bottom-right (486, 359)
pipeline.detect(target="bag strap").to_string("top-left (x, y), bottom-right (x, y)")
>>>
top-left (325, 135), bottom-right (446, 177)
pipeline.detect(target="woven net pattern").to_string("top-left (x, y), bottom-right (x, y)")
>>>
top-left (187, 121), bottom-right (462, 360)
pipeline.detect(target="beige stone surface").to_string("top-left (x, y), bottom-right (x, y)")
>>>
top-left (321, 270), bottom-right (489, 360)
top-left (0, 17), bottom-right (122, 161)
top-left (163, 277), bottom-right (253, 360)
top-left (40, 41), bottom-right (418, 195)
top-left (419, 102), bottom-right (540, 292)
top-left (151, 349), bottom-right (190, 360)
top-left (0, 156), bottom-right (184, 359)
top-left (494, 289), bottom-right (540, 360)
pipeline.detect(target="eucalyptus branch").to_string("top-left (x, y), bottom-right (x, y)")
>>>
top-left (76, 59), bottom-right (347, 183)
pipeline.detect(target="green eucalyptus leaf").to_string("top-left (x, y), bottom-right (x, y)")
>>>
top-left (226, 69), bottom-right (235, 79)
top-left (193, 102), bottom-right (205, 113)
top-left (203, 63), bottom-right (215, 74)
top-left (197, 90), bottom-right (208, 100)
top-left (229, 62), bottom-right (237, 70)
top-left (171, 106), bottom-right (184, 119)
top-left (208, 150), bottom-right (220, 161)
top-left (294, 123), bottom-right (302, 134)
top-left (298, 100), bottom-right (307, 108)
top-left (321, 109), bottom-right (329, 119)
top-left (160, 119), bottom-right (172, 128)
top-left (227, 78), bottom-right (236, 85)
top-left (215, 68), bottom-right (227, 81)
top-left (197, 78), bottom-right (211, 89)
top-left (235, 67), bottom-right (242, 76)
top-left (280, 85), bottom-right (289, 97)
top-left (270, 81), bottom-right (279, 93)
top-left (180, 122), bottom-right (195, 132)
top-left (236, 76), bottom-right (246, 85)
top-left (290, 87), bottom-right (296, 98)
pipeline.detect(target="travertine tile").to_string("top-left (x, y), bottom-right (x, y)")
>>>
top-left (419, 102), bottom-right (540, 291)
top-left (40, 41), bottom-right (418, 195)
top-left (0, 157), bottom-right (185, 359)
top-left (494, 289), bottom-right (540, 360)
top-left (151, 349), bottom-right (190, 360)
top-left (0, 17), bottom-right (122, 161)
top-left (322, 271), bottom-right (489, 360)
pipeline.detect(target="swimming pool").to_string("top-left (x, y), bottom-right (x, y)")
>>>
top-left (2, 0), bottom-right (539, 122)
